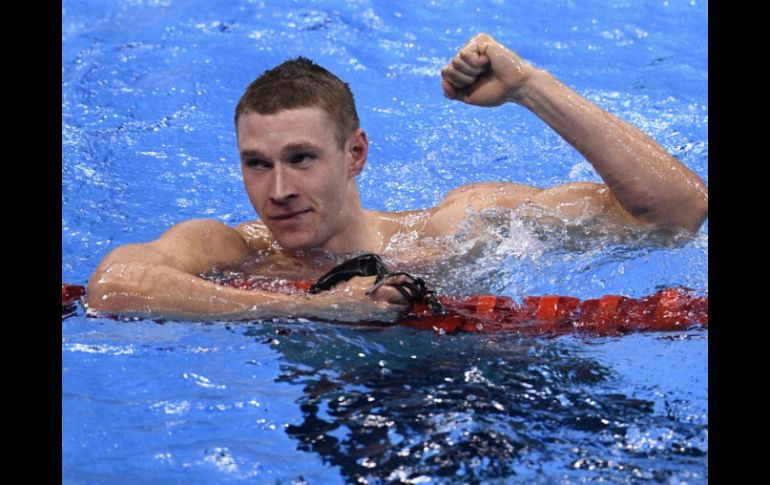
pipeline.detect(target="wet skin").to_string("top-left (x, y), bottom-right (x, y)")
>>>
top-left (237, 107), bottom-right (383, 254)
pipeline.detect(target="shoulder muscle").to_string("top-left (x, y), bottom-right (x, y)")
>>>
top-left (101, 219), bottom-right (251, 274)
top-left (425, 182), bottom-right (542, 236)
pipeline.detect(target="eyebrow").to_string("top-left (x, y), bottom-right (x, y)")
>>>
top-left (282, 142), bottom-right (321, 154)
top-left (239, 149), bottom-right (267, 159)
top-left (239, 142), bottom-right (321, 159)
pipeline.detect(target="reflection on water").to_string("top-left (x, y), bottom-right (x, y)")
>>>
top-left (243, 322), bottom-right (706, 484)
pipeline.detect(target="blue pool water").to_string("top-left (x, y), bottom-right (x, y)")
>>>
top-left (62, 0), bottom-right (708, 483)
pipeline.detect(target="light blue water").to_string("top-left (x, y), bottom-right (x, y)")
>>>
top-left (62, 1), bottom-right (707, 483)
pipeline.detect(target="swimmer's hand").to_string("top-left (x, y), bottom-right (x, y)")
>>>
top-left (441, 33), bottom-right (535, 107)
top-left (311, 275), bottom-right (412, 323)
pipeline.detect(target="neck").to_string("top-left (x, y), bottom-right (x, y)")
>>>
top-left (331, 209), bottom-right (382, 254)
top-left (321, 184), bottom-right (382, 254)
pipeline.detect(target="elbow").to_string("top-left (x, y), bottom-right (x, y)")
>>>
top-left (629, 192), bottom-right (707, 235)
top-left (676, 190), bottom-right (708, 234)
top-left (657, 193), bottom-right (708, 235)
top-left (689, 194), bottom-right (708, 232)
top-left (86, 265), bottom-right (146, 315)
top-left (86, 278), bottom-right (127, 315)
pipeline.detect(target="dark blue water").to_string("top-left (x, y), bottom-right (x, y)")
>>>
top-left (62, 1), bottom-right (707, 483)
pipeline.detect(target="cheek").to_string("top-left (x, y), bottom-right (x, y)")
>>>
top-left (306, 164), bottom-right (348, 207)
top-left (317, 184), bottom-right (347, 220)
top-left (242, 177), bottom-right (256, 198)
top-left (242, 177), bottom-right (266, 210)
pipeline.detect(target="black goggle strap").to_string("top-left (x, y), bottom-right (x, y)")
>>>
top-left (366, 272), bottom-right (446, 316)
top-left (308, 253), bottom-right (445, 316)
top-left (309, 253), bottom-right (390, 294)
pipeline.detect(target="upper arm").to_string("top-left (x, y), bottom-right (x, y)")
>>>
top-left (424, 181), bottom-right (646, 237)
top-left (528, 182), bottom-right (646, 228)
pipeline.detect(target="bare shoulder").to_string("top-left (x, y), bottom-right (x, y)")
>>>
top-left (425, 182), bottom-right (543, 237)
top-left (163, 218), bottom-right (245, 238)
top-left (367, 209), bottom-right (430, 243)
top-left (105, 219), bottom-right (246, 256)
top-left (235, 220), bottom-right (273, 251)
top-left (93, 218), bottom-right (252, 278)
top-left (152, 218), bottom-right (252, 265)
top-left (439, 182), bottom-right (543, 205)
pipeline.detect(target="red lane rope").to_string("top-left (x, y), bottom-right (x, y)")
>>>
top-left (402, 289), bottom-right (708, 335)
top-left (61, 281), bottom-right (707, 335)
top-left (62, 283), bottom-right (86, 320)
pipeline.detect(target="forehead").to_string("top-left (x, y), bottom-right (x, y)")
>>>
top-left (237, 107), bottom-right (336, 150)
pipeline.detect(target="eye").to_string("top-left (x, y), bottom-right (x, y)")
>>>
top-left (243, 158), bottom-right (271, 170)
top-left (289, 152), bottom-right (315, 166)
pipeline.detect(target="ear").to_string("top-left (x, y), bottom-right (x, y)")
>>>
top-left (346, 128), bottom-right (368, 178)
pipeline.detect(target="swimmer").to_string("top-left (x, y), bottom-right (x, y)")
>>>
top-left (87, 33), bottom-right (708, 322)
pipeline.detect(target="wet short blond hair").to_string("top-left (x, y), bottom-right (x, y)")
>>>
top-left (235, 57), bottom-right (360, 148)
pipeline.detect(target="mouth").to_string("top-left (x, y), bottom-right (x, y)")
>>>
top-left (269, 209), bottom-right (312, 222)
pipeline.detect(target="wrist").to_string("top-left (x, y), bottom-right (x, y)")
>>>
top-left (508, 67), bottom-right (552, 107)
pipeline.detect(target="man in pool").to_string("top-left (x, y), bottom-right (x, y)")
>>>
top-left (87, 33), bottom-right (707, 322)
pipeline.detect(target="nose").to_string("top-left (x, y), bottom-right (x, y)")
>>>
top-left (268, 165), bottom-right (298, 204)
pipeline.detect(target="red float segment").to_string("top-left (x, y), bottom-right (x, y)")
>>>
top-left (62, 283), bottom-right (85, 306)
top-left (62, 283), bottom-right (86, 321)
top-left (474, 295), bottom-right (498, 314)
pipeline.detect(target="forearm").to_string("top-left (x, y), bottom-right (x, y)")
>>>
top-left (516, 69), bottom-right (708, 232)
top-left (87, 261), bottom-right (328, 321)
